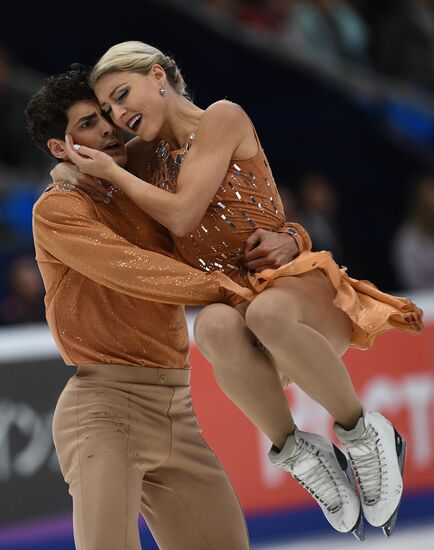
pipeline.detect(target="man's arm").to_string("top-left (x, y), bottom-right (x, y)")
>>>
top-left (277, 222), bottom-right (312, 252)
top-left (33, 190), bottom-right (252, 307)
top-left (242, 223), bottom-right (312, 273)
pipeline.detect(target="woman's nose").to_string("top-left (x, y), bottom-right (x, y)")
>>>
top-left (110, 104), bottom-right (127, 125)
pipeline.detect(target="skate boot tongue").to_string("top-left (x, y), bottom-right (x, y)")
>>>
top-left (334, 416), bottom-right (366, 442)
top-left (335, 416), bottom-right (383, 506)
top-left (269, 430), bottom-right (342, 513)
top-left (277, 432), bottom-right (319, 476)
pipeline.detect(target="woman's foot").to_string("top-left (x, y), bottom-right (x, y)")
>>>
top-left (334, 411), bottom-right (406, 537)
top-left (269, 428), bottom-right (364, 540)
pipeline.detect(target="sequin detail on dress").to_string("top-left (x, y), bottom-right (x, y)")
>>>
top-left (148, 130), bottom-right (285, 276)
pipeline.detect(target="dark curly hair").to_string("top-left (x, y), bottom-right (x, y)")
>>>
top-left (25, 63), bottom-right (95, 157)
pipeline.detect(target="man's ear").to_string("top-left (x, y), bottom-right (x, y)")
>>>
top-left (47, 138), bottom-right (67, 160)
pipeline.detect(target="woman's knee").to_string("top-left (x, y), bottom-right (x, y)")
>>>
top-left (245, 291), bottom-right (299, 340)
top-left (245, 284), bottom-right (352, 356)
top-left (326, 310), bottom-right (352, 357)
top-left (194, 304), bottom-right (245, 358)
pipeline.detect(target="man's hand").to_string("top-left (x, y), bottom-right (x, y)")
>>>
top-left (50, 161), bottom-right (111, 204)
top-left (243, 228), bottom-right (299, 272)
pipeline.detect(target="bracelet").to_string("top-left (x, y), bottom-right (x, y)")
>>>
top-left (285, 226), bottom-right (304, 254)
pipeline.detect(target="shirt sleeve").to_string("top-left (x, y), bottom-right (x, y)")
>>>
top-left (33, 190), bottom-right (249, 307)
top-left (278, 221), bottom-right (313, 252)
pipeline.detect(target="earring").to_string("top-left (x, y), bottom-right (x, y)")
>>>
top-left (159, 85), bottom-right (166, 96)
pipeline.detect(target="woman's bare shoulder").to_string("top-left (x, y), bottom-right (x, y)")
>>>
top-left (197, 100), bottom-right (251, 140)
top-left (203, 99), bottom-right (246, 121)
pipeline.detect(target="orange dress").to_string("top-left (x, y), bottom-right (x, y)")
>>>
top-left (147, 125), bottom-right (423, 351)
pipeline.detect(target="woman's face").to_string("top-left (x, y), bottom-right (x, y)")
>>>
top-left (95, 69), bottom-right (166, 142)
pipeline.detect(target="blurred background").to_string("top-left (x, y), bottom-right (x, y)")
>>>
top-left (0, 0), bottom-right (433, 548)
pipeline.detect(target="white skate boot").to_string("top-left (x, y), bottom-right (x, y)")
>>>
top-left (269, 428), bottom-right (364, 540)
top-left (334, 411), bottom-right (406, 537)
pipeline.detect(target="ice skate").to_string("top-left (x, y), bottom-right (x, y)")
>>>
top-left (269, 428), bottom-right (364, 540)
top-left (334, 411), bottom-right (406, 537)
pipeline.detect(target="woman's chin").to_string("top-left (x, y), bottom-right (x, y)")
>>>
top-left (139, 133), bottom-right (152, 142)
top-left (136, 126), bottom-right (159, 143)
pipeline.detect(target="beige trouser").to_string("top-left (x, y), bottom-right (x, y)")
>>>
top-left (52, 364), bottom-right (250, 550)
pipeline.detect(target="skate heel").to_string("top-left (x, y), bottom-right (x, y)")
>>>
top-left (382, 431), bottom-right (407, 538)
top-left (333, 445), bottom-right (365, 541)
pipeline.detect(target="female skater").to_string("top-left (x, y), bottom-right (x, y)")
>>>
top-left (62, 41), bottom-right (423, 539)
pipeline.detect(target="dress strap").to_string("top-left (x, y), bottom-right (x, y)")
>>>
top-left (184, 131), bottom-right (197, 152)
top-left (172, 131), bottom-right (197, 166)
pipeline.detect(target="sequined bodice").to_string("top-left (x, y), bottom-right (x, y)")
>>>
top-left (148, 130), bottom-right (286, 276)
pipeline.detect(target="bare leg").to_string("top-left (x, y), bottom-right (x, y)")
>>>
top-left (195, 273), bottom-right (365, 537)
top-left (194, 304), bottom-right (294, 449)
top-left (245, 270), bottom-right (363, 430)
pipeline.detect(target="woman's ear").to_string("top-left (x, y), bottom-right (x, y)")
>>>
top-left (47, 138), bottom-right (67, 160)
top-left (152, 64), bottom-right (165, 82)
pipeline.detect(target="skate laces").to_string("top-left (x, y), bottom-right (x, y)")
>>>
top-left (346, 425), bottom-right (385, 505)
top-left (288, 439), bottom-right (343, 513)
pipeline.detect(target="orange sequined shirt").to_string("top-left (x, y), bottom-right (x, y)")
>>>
top-left (32, 185), bottom-right (235, 368)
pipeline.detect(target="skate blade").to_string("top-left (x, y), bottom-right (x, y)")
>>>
top-left (340, 450), bottom-right (365, 541)
top-left (382, 509), bottom-right (398, 537)
top-left (381, 436), bottom-right (407, 538)
top-left (351, 514), bottom-right (365, 542)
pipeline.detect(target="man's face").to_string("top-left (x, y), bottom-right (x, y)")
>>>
top-left (65, 100), bottom-right (127, 167)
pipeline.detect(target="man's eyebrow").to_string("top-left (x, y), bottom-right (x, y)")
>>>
top-left (74, 113), bottom-right (97, 128)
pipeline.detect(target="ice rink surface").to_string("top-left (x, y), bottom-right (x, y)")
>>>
top-left (254, 524), bottom-right (434, 550)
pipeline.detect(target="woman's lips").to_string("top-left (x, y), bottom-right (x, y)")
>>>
top-left (126, 114), bottom-right (142, 131)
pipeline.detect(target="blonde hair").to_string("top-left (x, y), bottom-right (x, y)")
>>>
top-left (89, 41), bottom-right (188, 96)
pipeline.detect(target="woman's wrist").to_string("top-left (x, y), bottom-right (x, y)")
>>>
top-left (107, 162), bottom-right (125, 187)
